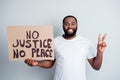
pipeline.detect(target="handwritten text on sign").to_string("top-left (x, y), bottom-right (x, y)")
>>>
top-left (7, 26), bottom-right (54, 60)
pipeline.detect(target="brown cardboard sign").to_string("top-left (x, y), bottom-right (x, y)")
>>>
top-left (7, 26), bottom-right (54, 61)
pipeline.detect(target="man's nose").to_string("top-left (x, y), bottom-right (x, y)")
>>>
top-left (68, 24), bottom-right (72, 28)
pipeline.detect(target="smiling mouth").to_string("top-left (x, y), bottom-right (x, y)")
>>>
top-left (67, 28), bottom-right (74, 34)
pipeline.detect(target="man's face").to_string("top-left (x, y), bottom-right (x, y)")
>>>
top-left (63, 17), bottom-right (78, 37)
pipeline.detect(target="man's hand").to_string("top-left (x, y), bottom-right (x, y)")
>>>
top-left (88, 34), bottom-right (107, 70)
top-left (25, 59), bottom-right (38, 66)
top-left (97, 34), bottom-right (107, 54)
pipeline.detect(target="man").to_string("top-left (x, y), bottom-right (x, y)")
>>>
top-left (25, 15), bottom-right (107, 80)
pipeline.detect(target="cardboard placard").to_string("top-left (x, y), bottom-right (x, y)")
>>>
top-left (7, 26), bottom-right (54, 61)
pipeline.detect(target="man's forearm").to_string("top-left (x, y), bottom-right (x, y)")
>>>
top-left (37, 60), bottom-right (54, 68)
top-left (93, 52), bottom-right (103, 70)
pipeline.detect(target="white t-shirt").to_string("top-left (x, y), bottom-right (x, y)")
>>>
top-left (54, 35), bottom-right (96, 80)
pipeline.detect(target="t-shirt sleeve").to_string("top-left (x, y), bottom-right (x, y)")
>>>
top-left (87, 42), bottom-right (97, 59)
top-left (54, 49), bottom-right (57, 59)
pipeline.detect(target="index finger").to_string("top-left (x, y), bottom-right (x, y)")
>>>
top-left (102, 33), bottom-right (107, 41)
top-left (98, 34), bottom-right (101, 42)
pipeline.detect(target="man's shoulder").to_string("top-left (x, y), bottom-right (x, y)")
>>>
top-left (53, 36), bottom-right (64, 47)
top-left (76, 35), bottom-right (93, 45)
top-left (54, 35), bottom-right (62, 40)
top-left (53, 35), bottom-right (63, 44)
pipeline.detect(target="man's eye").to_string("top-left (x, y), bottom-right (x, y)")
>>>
top-left (65, 23), bottom-right (69, 26)
top-left (72, 24), bottom-right (75, 25)
top-left (72, 23), bottom-right (75, 25)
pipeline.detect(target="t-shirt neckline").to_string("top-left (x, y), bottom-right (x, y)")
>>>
top-left (62, 35), bottom-right (78, 41)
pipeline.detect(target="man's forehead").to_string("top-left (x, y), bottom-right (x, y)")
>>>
top-left (64, 17), bottom-right (76, 22)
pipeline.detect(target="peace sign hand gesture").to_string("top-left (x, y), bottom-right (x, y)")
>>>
top-left (97, 34), bottom-right (107, 54)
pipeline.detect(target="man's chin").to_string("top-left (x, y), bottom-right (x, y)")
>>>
top-left (64, 33), bottom-right (76, 37)
top-left (63, 27), bottom-right (77, 38)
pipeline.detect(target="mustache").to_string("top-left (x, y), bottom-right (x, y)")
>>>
top-left (63, 27), bottom-right (77, 37)
top-left (67, 28), bottom-right (75, 31)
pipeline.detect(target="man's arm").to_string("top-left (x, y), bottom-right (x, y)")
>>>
top-left (88, 52), bottom-right (103, 70)
top-left (25, 59), bottom-right (55, 68)
top-left (88, 34), bottom-right (107, 70)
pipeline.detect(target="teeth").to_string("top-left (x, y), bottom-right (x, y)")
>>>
top-left (68, 29), bottom-right (73, 33)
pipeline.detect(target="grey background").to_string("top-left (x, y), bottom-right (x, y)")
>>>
top-left (0, 0), bottom-right (120, 80)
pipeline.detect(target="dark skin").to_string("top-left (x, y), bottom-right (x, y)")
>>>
top-left (25, 17), bottom-right (107, 70)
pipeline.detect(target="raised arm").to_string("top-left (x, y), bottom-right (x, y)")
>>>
top-left (88, 34), bottom-right (107, 70)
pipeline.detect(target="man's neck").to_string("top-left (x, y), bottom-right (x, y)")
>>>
top-left (63, 34), bottom-right (76, 40)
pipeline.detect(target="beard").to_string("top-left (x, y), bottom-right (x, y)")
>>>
top-left (63, 27), bottom-right (77, 38)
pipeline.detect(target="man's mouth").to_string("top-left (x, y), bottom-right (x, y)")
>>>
top-left (67, 28), bottom-right (74, 34)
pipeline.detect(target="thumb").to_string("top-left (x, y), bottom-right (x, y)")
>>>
top-left (32, 60), bottom-right (38, 66)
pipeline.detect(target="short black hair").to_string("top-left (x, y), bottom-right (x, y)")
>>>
top-left (62, 15), bottom-right (77, 24)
